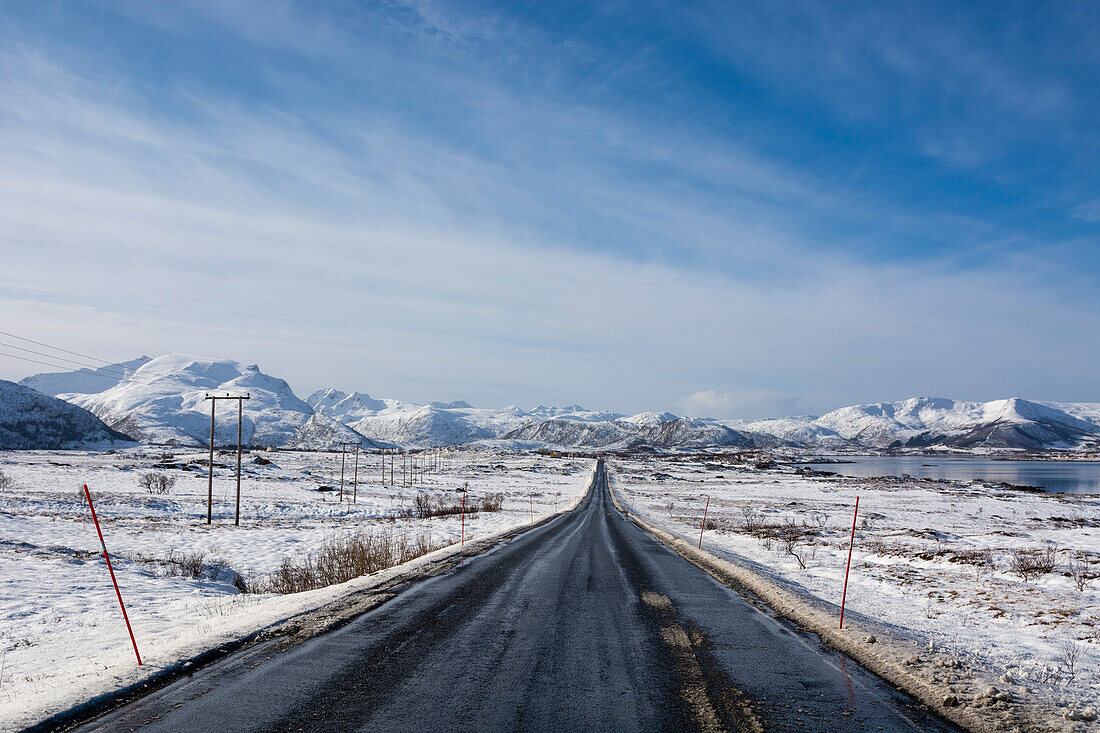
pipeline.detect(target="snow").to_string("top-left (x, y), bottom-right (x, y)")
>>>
top-left (59, 354), bottom-right (315, 448)
top-left (0, 448), bottom-right (592, 730)
top-left (0, 381), bottom-right (132, 450)
top-left (21, 356), bottom-right (1100, 450)
top-left (610, 454), bottom-right (1100, 729)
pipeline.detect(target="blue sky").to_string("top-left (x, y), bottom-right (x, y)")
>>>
top-left (0, 0), bottom-right (1097, 417)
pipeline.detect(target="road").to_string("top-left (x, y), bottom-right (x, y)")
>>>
top-left (75, 460), bottom-right (956, 732)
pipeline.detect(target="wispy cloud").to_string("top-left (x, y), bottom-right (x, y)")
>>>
top-left (0, 2), bottom-right (1096, 416)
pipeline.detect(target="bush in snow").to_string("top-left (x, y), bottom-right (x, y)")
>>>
top-left (480, 492), bottom-right (505, 512)
top-left (139, 472), bottom-right (176, 495)
top-left (165, 550), bottom-right (207, 579)
top-left (1009, 545), bottom-right (1058, 581)
top-left (0, 469), bottom-right (13, 491)
top-left (1067, 553), bottom-right (1093, 592)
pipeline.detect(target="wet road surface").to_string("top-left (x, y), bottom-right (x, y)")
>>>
top-left (75, 460), bottom-right (957, 732)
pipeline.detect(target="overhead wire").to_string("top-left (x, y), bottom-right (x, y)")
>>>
top-left (0, 330), bottom-right (122, 366)
top-left (0, 333), bottom-right (165, 387)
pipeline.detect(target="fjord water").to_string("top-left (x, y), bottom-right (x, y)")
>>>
top-left (812, 456), bottom-right (1100, 494)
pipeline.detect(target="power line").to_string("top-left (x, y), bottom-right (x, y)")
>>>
top-left (0, 341), bottom-right (125, 372)
top-left (0, 330), bottom-right (122, 366)
top-left (0, 348), bottom-right (92, 373)
top-left (0, 347), bottom-right (161, 387)
top-left (0, 338), bottom-right (162, 388)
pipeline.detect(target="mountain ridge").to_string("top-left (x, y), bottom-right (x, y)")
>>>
top-left (16, 357), bottom-right (1100, 451)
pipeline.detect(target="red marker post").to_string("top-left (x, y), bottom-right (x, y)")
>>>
top-left (698, 495), bottom-right (710, 549)
top-left (83, 484), bottom-right (142, 666)
top-left (839, 495), bottom-right (860, 630)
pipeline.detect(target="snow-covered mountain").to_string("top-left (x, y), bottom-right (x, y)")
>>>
top-left (56, 354), bottom-right (316, 447)
top-left (287, 413), bottom-right (385, 451)
top-left (17, 356), bottom-right (1100, 451)
top-left (740, 397), bottom-right (1100, 450)
top-left (0, 380), bottom-right (133, 449)
top-left (726, 416), bottom-right (851, 450)
top-left (502, 414), bottom-right (757, 449)
top-left (18, 356), bottom-right (151, 397)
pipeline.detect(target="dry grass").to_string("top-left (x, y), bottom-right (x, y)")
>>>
top-left (164, 550), bottom-right (207, 579)
top-left (251, 531), bottom-right (445, 594)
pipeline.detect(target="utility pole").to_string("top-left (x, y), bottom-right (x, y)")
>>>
top-left (351, 443), bottom-right (359, 503)
top-left (339, 441), bottom-right (358, 502)
top-left (207, 398), bottom-right (214, 525)
top-left (235, 398), bottom-right (243, 526)
top-left (204, 393), bottom-right (251, 526)
top-left (339, 444), bottom-right (347, 501)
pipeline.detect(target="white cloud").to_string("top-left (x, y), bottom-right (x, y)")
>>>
top-left (1072, 198), bottom-right (1100, 223)
top-left (0, 15), bottom-right (1096, 417)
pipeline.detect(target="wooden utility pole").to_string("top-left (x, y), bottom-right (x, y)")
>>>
top-left (207, 398), bottom-right (215, 524)
top-left (204, 393), bottom-right (251, 526)
top-left (339, 441), bottom-right (359, 502)
top-left (339, 444), bottom-right (347, 501)
top-left (235, 399), bottom-right (243, 526)
top-left (351, 444), bottom-right (359, 503)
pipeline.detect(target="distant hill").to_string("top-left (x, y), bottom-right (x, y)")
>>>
top-left (19, 357), bottom-right (1100, 451)
top-left (0, 379), bottom-right (133, 449)
top-left (730, 397), bottom-right (1100, 451)
top-left (54, 354), bottom-right (318, 448)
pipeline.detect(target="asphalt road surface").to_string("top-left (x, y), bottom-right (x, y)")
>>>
top-left (75, 460), bottom-right (957, 732)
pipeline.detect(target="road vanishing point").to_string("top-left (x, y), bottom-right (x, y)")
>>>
top-left (73, 459), bottom-right (957, 732)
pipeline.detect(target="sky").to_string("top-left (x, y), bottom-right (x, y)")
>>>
top-left (0, 0), bottom-right (1097, 418)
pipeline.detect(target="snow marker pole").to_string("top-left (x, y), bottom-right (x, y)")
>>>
top-left (840, 495), bottom-right (859, 630)
top-left (530, 495), bottom-right (534, 524)
top-left (698, 495), bottom-right (710, 549)
top-left (83, 484), bottom-right (142, 666)
top-left (460, 484), bottom-right (467, 545)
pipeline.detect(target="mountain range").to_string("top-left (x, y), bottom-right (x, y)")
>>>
top-left (0, 379), bottom-right (132, 450)
top-left (10, 353), bottom-right (1100, 452)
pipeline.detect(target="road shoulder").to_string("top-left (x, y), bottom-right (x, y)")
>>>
top-left (605, 475), bottom-right (1055, 733)
top-left (27, 471), bottom-right (596, 733)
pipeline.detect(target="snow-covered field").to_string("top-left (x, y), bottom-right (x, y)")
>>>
top-left (0, 448), bottom-right (591, 730)
top-left (609, 454), bottom-right (1100, 729)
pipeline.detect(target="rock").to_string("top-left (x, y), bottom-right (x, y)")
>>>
top-left (1000, 672), bottom-right (1014, 685)
top-left (943, 695), bottom-right (959, 708)
top-left (983, 686), bottom-right (998, 698)
top-left (1064, 708), bottom-right (1098, 722)
top-left (865, 635), bottom-right (877, 644)
top-left (927, 640), bottom-right (935, 652)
